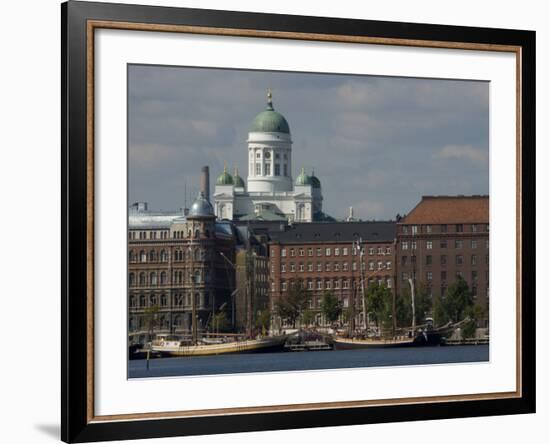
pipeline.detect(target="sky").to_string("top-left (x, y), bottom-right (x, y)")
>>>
top-left (128, 64), bottom-right (489, 220)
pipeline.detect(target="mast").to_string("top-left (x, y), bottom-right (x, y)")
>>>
top-left (355, 239), bottom-right (368, 331)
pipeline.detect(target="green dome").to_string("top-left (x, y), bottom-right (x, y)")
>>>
top-left (295, 167), bottom-right (312, 186)
top-left (310, 170), bottom-right (321, 189)
top-left (233, 167), bottom-right (245, 188)
top-left (250, 90), bottom-right (290, 134)
top-left (216, 166), bottom-right (234, 185)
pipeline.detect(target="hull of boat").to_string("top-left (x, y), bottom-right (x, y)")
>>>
top-left (151, 336), bottom-right (287, 357)
top-left (333, 332), bottom-right (442, 350)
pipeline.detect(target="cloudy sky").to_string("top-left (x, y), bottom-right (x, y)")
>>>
top-left (128, 64), bottom-right (489, 220)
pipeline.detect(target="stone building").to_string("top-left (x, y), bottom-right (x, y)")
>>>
top-left (268, 222), bottom-right (397, 328)
top-left (395, 195), bottom-right (490, 326)
top-left (127, 189), bottom-right (236, 344)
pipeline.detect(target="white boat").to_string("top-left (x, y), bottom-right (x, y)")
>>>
top-left (150, 334), bottom-right (287, 357)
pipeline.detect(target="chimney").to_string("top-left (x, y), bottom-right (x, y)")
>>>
top-left (201, 166), bottom-right (210, 202)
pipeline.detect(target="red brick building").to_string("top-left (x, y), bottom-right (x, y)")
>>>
top-left (396, 195), bottom-right (489, 325)
top-left (268, 222), bottom-right (396, 328)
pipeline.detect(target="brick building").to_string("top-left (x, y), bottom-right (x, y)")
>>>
top-left (395, 195), bottom-right (489, 325)
top-left (268, 222), bottom-right (396, 328)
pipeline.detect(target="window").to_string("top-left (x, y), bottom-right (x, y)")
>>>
top-left (281, 248), bottom-right (287, 257)
top-left (471, 255), bottom-right (478, 266)
top-left (334, 262), bottom-right (340, 271)
top-left (402, 241), bottom-right (409, 251)
top-left (441, 224), bottom-right (448, 233)
top-left (426, 255), bottom-right (432, 265)
top-left (283, 164), bottom-right (288, 176)
top-left (281, 264), bottom-right (286, 273)
top-left (325, 262), bottom-right (331, 272)
top-left (326, 280), bottom-right (332, 290)
top-left (335, 248), bottom-right (340, 256)
top-left (426, 240), bottom-right (433, 250)
top-left (472, 286), bottom-right (478, 298)
top-left (274, 164), bottom-right (280, 176)
top-left (402, 226), bottom-right (409, 234)
top-left (455, 240), bottom-right (463, 249)
top-left (299, 248), bottom-right (304, 257)
top-left (411, 241), bottom-right (417, 250)
top-left (401, 272), bottom-right (409, 281)
top-left (150, 272), bottom-right (157, 286)
top-left (377, 247), bottom-right (383, 255)
top-left (472, 270), bottom-right (478, 283)
top-left (308, 248), bottom-right (313, 257)
top-left (456, 271), bottom-right (463, 279)
top-left (317, 262), bottom-right (322, 272)
top-left (471, 224), bottom-right (478, 232)
top-left (271, 282), bottom-right (276, 292)
top-left (140, 250), bottom-right (147, 262)
top-left (456, 255), bottom-right (463, 265)
top-left (378, 261), bottom-right (384, 270)
top-left (343, 262), bottom-right (349, 271)
top-left (299, 263), bottom-right (304, 272)
top-left (368, 261), bottom-right (374, 271)
top-left (256, 152), bottom-right (261, 158)
top-left (412, 225), bottom-right (419, 235)
top-left (282, 282), bottom-right (287, 291)
top-left (160, 250), bottom-right (168, 262)
top-left (160, 271), bottom-right (167, 285)
top-left (335, 279), bottom-right (341, 289)
top-left (343, 247), bottom-right (348, 256)
top-left (401, 256), bottom-right (408, 266)
top-left (386, 246), bottom-right (391, 254)
top-left (441, 255), bottom-right (447, 265)
top-left (386, 261), bottom-right (392, 270)
top-left (255, 163), bottom-right (261, 175)
top-left (316, 248), bottom-right (322, 256)
top-left (427, 271), bottom-right (433, 281)
top-left (343, 280), bottom-right (350, 289)
top-left (352, 262), bottom-right (357, 271)
top-left (317, 280), bottom-right (323, 290)
top-left (308, 262), bottom-right (313, 272)
top-left (441, 271), bottom-right (447, 281)
top-left (308, 280), bottom-right (313, 290)
top-left (290, 248), bottom-right (296, 257)
top-left (471, 239), bottom-right (478, 249)
top-left (368, 247), bottom-right (375, 255)
top-left (440, 240), bottom-right (447, 249)
top-left (486, 224), bottom-right (490, 232)
top-left (456, 224), bottom-right (464, 232)
top-left (290, 263), bottom-right (296, 272)
top-left (326, 248), bottom-right (331, 256)
top-left (426, 225), bottom-right (432, 234)
top-left (129, 273), bottom-right (135, 286)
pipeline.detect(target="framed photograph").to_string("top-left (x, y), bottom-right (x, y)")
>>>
top-left (62, 1), bottom-right (535, 442)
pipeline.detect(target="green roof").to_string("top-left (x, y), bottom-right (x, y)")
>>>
top-left (239, 210), bottom-right (287, 222)
top-left (216, 168), bottom-right (233, 185)
top-left (295, 167), bottom-right (312, 186)
top-left (233, 168), bottom-right (245, 188)
top-left (310, 172), bottom-right (321, 189)
top-left (250, 90), bottom-right (290, 134)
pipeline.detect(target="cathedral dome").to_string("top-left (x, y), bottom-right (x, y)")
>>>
top-left (295, 167), bottom-right (312, 186)
top-left (310, 170), bottom-right (321, 189)
top-left (216, 165), bottom-right (234, 185)
top-left (189, 191), bottom-right (214, 217)
top-left (250, 89), bottom-right (290, 134)
top-left (233, 167), bottom-right (245, 188)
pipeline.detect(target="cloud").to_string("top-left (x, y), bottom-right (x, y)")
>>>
top-left (434, 144), bottom-right (488, 166)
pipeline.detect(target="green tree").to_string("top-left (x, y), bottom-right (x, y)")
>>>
top-left (212, 310), bottom-right (228, 334)
top-left (399, 282), bottom-right (433, 327)
top-left (301, 309), bottom-right (315, 328)
top-left (255, 308), bottom-right (271, 335)
top-left (440, 276), bottom-right (473, 324)
top-left (365, 282), bottom-right (392, 329)
top-left (320, 291), bottom-right (342, 326)
top-left (461, 303), bottom-right (486, 338)
top-left (274, 280), bottom-right (309, 328)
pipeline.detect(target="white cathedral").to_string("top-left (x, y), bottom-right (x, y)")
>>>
top-left (213, 90), bottom-right (331, 223)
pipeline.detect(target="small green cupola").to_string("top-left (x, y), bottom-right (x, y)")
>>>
top-left (233, 167), bottom-right (245, 188)
top-left (295, 167), bottom-right (312, 186)
top-left (216, 163), bottom-right (234, 186)
top-left (310, 169), bottom-right (321, 189)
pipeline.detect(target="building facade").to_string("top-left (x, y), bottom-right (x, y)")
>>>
top-left (127, 192), bottom-right (236, 343)
top-left (395, 195), bottom-right (490, 325)
top-left (213, 90), bottom-right (327, 223)
top-left (268, 222), bottom-right (397, 328)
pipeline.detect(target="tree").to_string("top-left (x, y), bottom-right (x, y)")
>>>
top-left (398, 282), bottom-right (433, 327)
top-left (143, 304), bottom-right (160, 342)
top-left (320, 291), bottom-right (342, 326)
top-left (212, 310), bottom-right (228, 334)
top-left (255, 308), bottom-right (271, 335)
top-left (301, 309), bottom-right (315, 328)
top-left (440, 276), bottom-right (473, 324)
top-left (461, 303), bottom-right (486, 339)
top-left (274, 280), bottom-right (309, 328)
top-left (365, 282), bottom-right (392, 330)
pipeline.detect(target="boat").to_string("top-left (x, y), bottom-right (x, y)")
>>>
top-left (149, 334), bottom-right (287, 357)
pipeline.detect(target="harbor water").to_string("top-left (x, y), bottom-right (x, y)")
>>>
top-left (128, 345), bottom-right (489, 378)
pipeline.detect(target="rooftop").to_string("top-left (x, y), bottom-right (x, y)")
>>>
top-left (400, 195), bottom-right (489, 225)
top-left (269, 221), bottom-right (396, 244)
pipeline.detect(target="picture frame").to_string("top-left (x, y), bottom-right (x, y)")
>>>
top-left (61, 1), bottom-right (536, 442)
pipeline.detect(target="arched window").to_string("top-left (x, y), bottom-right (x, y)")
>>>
top-left (129, 250), bottom-right (136, 262)
top-left (129, 295), bottom-right (136, 307)
top-left (150, 294), bottom-right (157, 306)
top-left (160, 294), bottom-right (167, 306)
top-left (149, 250), bottom-right (156, 262)
top-left (129, 272), bottom-right (135, 286)
top-left (150, 272), bottom-right (157, 286)
top-left (139, 250), bottom-right (146, 262)
top-left (160, 271), bottom-right (167, 285)
top-left (194, 248), bottom-right (200, 261)
top-left (194, 270), bottom-right (201, 284)
top-left (139, 294), bottom-right (146, 307)
top-left (194, 229), bottom-right (200, 239)
top-left (160, 250), bottom-right (167, 262)
top-left (139, 272), bottom-right (146, 285)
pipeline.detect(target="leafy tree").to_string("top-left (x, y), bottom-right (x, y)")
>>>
top-left (440, 276), bottom-right (473, 324)
top-left (365, 282), bottom-right (392, 329)
top-left (320, 291), bottom-right (342, 326)
top-left (212, 310), bottom-right (228, 334)
top-left (274, 280), bottom-right (309, 328)
top-left (399, 282), bottom-right (433, 327)
top-left (301, 309), bottom-right (315, 328)
top-left (255, 308), bottom-right (271, 335)
top-left (461, 303), bottom-right (486, 339)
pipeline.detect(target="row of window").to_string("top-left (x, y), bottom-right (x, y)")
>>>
top-left (401, 270), bottom-right (489, 283)
top-left (401, 223), bottom-right (489, 235)
top-left (274, 276), bottom-right (393, 292)
top-left (128, 228), bottom-right (210, 241)
top-left (129, 292), bottom-right (210, 308)
top-left (129, 269), bottom-right (208, 287)
top-left (278, 260), bottom-right (392, 273)
top-left (129, 248), bottom-right (208, 263)
top-left (401, 254), bottom-right (489, 266)
top-left (279, 245), bottom-right (392, 258)
top-left (401, 239), bottom-right (489, 251)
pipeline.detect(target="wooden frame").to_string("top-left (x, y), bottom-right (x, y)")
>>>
top-left (62, 1), bottom-right (536, 442)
